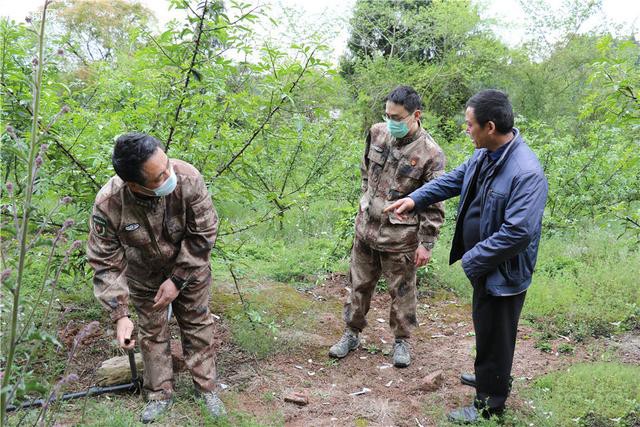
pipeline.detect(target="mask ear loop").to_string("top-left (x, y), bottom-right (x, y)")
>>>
top-left (140, 163), bottom-right (174, 195)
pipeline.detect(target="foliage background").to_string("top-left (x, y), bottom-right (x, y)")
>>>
top-left (1, 0), bottom-right (638, 424)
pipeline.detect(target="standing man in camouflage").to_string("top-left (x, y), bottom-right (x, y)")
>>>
top-left (386, 90), bottom-right (548, 423)
top-left (329, 86), bottom-right (445, 367)
top-left (87, 133), bottom-right (225, 423)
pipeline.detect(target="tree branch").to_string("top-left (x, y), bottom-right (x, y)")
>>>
top-left (166, 0), bottom-right (209, 152)
top-left (1, 82), bottom-right (100, 190)
top-left (214, 47), bottom-right (318, 177)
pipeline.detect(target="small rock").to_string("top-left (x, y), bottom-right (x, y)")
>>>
top-left (284, 390), bottom-right (309, 406)
top-left (412, 370), bottom-right (444, 392)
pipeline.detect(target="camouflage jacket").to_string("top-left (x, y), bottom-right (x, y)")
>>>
top-left (355, 123), bottom-right (445, 252)
top-left (87, 159), bottom-right (218, 322)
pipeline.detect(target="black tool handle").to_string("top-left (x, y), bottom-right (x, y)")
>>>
top-left (127, 348), bottom-right (138, 384)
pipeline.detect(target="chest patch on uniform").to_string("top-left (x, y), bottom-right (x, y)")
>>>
top-left (124, 223), bottom-right (140, 232)
top-left (92, 215), bottom-right (108, 236)
top-left (411, 159), bottom-right (417, 166)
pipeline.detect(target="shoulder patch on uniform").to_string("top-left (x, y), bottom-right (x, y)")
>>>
top-left (124, 223), bottom-right (140, 232)
top-left (92, 215), bottom-right (108, 236)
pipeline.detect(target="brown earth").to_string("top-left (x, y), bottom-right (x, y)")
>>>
top-left (37, 273), bottom-right (636, 426)
top-left (212, 274), bottom-right (600, 426)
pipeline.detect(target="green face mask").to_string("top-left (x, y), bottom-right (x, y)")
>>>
top-left (385, 117), bottom-right (410, 138)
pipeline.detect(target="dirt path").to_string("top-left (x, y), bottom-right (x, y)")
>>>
top-left (48, 274), bottom-right (633, 426)
top-left (215, 275), bottom-right (598, 426)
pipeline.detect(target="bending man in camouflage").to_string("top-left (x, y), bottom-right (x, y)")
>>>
top-left (87, 133), bottom-right (225, 423)
top-left (329, 86), bottom-right (445, 367)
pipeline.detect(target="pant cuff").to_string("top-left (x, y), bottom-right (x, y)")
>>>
top-left (145, 389), bottom-right (173, 401)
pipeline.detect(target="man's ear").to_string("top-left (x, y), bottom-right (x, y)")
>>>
top-left (414, 110), bottom-right (422, 120)
top-left (487, 120), bottom-right (496, 134)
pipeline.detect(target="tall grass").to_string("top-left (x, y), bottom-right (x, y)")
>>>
top-left (524, 228), bottom-right (639, 339)
top-left (522, 362), bottom-right (640, 426)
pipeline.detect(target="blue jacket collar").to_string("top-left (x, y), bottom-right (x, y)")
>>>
top-left (477, 128), bottom-right (522, 168)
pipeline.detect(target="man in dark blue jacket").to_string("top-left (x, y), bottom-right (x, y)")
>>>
top-left (385, 89), bottom-right (548, 423)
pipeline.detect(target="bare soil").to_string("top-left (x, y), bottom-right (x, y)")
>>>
top-left (45, 273), bottom-right (636, 426)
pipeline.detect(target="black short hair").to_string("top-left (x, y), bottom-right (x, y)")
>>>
top-left (112, 132), bottom-right (161, 185)
top-left (466, 89), bottom-right (514, 134)
top-left (385, 85), bottom-right (423, 113)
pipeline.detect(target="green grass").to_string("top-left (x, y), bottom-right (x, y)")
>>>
top-left (418, 362), bottom-right (640, 426)
top-left (211, 281), bottom-right (339, 358)
top-left (423, 224), bottom-right (639, 341)
top-left (520, 362), bottom-right (640, 427)
top-left (524, 228), bottom-right (639, 340)
top-left (418, 224), bottom-right (472, 297)
top-left (7, 379), bottom-right (284, 427)
top-left (218, 207), bottom-right (639, 344)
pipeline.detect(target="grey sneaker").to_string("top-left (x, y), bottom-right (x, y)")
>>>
top-left (328, 329), bottom-right (360, 358)
top-left (393, 339), bottom-right (410, 368)
top-left (198, 390), bottom-right (227, 418)
top-left (141, 399), bottom-right (172, 424)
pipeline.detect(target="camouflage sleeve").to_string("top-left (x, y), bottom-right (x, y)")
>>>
top-left (171, 173), bottom-right (218, 286)
top-left (87, 204), bottom-right (129, 322)
top-left (418, 148), bottom-right (446, 246)
top-left (360, 130), bottom-right (372, 194)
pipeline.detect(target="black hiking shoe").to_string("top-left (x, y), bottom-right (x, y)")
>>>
top-left (460, 373), bottom-right (476, 388)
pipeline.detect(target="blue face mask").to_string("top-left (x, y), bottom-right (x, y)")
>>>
top-left (385, 117), bottom-right (410, 139)
top-left (141, 168), bottom-right (177, 197)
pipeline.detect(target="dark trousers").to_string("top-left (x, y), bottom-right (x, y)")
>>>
top-left (472, 280), bottom-right (526, 411)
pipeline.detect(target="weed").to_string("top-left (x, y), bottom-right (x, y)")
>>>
top-left (535, 341), bottom-right (553, 353)
top-left (325, 358), bottom-right (338, 367)
top-left (558, 343), bottom-right (575, 355)
top-left (521, 362), bottom-right (640, 426)
top-left (523, 228), bottom-right (639, 340)
top-left (261, 391), bottom-right (276, 403)
top-left (375, 278), bottom-right (388, 293)
top-left (365, 343), bottom-right (380, 354)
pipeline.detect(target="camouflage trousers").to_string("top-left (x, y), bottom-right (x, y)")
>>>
top-left (128, 269), bottom-right (217, 401)
top-left (344, 238), bottom-right (418, 339)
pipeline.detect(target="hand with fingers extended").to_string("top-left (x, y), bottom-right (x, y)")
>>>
top-left (116, 316), bottom-right (136, 350)
top-left (152, 278), bottom-right (179, 311)
top-left (383, 197), bottom-right (416, 220)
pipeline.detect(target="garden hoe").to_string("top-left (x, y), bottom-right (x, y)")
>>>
top-left (7, 339), bottom-right (141, 412)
